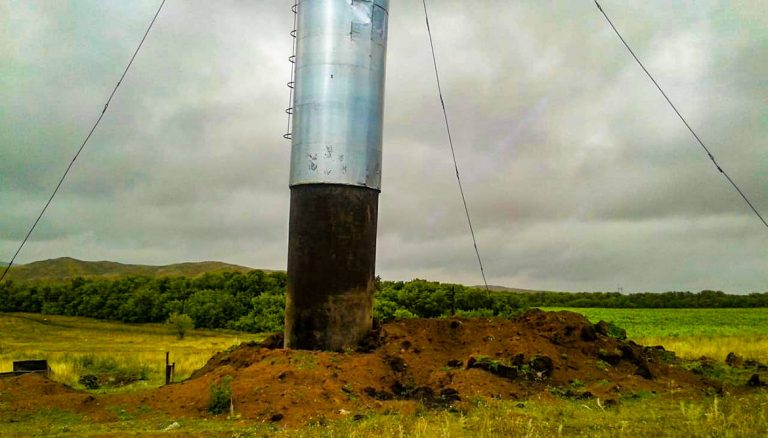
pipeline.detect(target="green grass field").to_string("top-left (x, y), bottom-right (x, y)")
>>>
top-left (543, 307), bottom-right (768, 363)
top-left (1, 309), bottom-right (767, 437)
top-left (541, 308), bottom-right (768, 338)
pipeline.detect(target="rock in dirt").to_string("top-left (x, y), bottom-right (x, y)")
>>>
top-left (467, 354), bottom-right (554, 380)
top-left (598, 349), bottom-right (622, 366)
top-left (363, 386), bottom-right (394, 400)
top-left (580, 325), bottom-right (597, 342)
top-left (270, 413), bottom-right (284, 422)
top-left (388, 381), bottom-right (438, 402)
top-left (276, 370), bottom-right (293, 381)
top-left (78, 375), bottom-right (99, 390)
top-left (529, 355), bottom-right (554, 378)
top-left (494, 363), bottom-right (519, 379)
top-left (726, 352), bottom-right (744, 368)
top-left (446, 359), bottom-right (463, 368)
top-left (644, 345), bottom-right (675, 363)
top-left (259, 333), bottom-right (284, 349)
top-left (692, 356), bottom-right (718, 375)
top-left (341, 385), bottom-right (355, 395)
top-left (385, 356), bottom-right (408, 373)
top-left (357, 327), bottom-right (383, 353)
top-left (594, 321), bottom-right (627, 340)
top-left (549, 326), bottom-right (578, 345)
top-left (410, 386), bottom-right (435, 401)
top-left (162, 422), bottom-right (180, 431)
top-left (619, 343), bottom-right (644, 366)
top-left (744, 359), bottom-right (768, 371)
top-left (466, 356), bottom-right (519, 379)
top-left (391, 381), bottom-right (408, 397)
top-left (439, 388), bottom-right (461, 402)
top-left (747, 374), bottom-right (764, 387)
top-left (634, 364), bottom-right (653, 380)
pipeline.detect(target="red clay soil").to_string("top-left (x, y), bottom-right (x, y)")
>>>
top-left (0, 310), bottom-right (724, 426)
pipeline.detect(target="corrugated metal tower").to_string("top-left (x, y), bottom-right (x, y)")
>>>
top-left (285, 0), bottom-right (390, 351)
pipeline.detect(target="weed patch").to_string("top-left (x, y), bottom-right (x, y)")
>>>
top-left (208, 376), bottom-right (233, 415)
top-left (73, 355), bottom-right (150, 388)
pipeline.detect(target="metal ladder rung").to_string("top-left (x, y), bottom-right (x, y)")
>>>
top-left (284, 2), bottom-right (298, 142)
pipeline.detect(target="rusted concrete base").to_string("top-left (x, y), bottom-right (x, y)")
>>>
top-left (285, 184), bottom-right (379, 351)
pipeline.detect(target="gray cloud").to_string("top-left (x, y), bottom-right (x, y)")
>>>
top-left (1, 0), bottom-right (766, 293)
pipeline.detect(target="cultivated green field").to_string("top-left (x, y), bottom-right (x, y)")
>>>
top-left (1, 309), bottom-right (767, 437)
top-left (542, 308), bottom-right (768, 338)
top-left (543, 307), bottom-right (768, 363)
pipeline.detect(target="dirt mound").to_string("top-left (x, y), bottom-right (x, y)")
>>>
top-left (1, 311), bottom-right (723, 426)
top-left (1, 373), bottom-right (76, 397)
top-left (0, 373), bottom-right (108, 416)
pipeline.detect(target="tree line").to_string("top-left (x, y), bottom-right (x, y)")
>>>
top-left (0, 271), bottom-right (287, 332)
top-left (0, 271), bottom-right (766, 332)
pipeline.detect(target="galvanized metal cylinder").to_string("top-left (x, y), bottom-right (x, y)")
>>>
top-left (289, 0), bottom-right (389, 190)
top-left (285, 0), bottom-right (389, 351)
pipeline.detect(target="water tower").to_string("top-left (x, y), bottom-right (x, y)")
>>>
top-left (284, 0), bottom-right (390, 351)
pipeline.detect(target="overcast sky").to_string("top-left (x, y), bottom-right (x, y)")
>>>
top-left (1, 1), bottom-right (766, 293)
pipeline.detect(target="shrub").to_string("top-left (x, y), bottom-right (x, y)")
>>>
top-left (393, 309), bottom-right (417, 319)
top-left (230, 293), bottom-right (285, 333)
top-left (168, 312), bottom-right (194, 339)
top-left (74, 355), bottom-right (150, 388)
top-left (456, 308), bottom-right (495, 318)
top-left (373, 298), bottom-right (399, 322)
top-left (208, 376), bottom-right (233, 414)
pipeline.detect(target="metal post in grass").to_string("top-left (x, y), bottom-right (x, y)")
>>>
top-left (165, 352), bottom-right (174, 385)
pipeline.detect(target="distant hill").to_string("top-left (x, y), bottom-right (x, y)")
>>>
top-left (4, 257), bottom-right (259, 283)
top-left (4, 258), bottom-right (544, 293)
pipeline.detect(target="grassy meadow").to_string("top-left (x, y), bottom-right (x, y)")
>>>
top-left (543, 307), bottom-right (768, 363)
top-left (1, 308), bottom-right (767, 436)
top-left (0, 313), bottom-right (263, 390)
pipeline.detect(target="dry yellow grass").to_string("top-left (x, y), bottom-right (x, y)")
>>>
top-left (0, 313), bottom-right (263, 388)
top-left (635, 335), bottom-right (768, 363)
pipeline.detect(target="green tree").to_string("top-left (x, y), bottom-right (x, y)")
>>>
top-left (168, 312), bottom-right (194, 339)
top-left (231, 293), bottom-right (285, 333)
